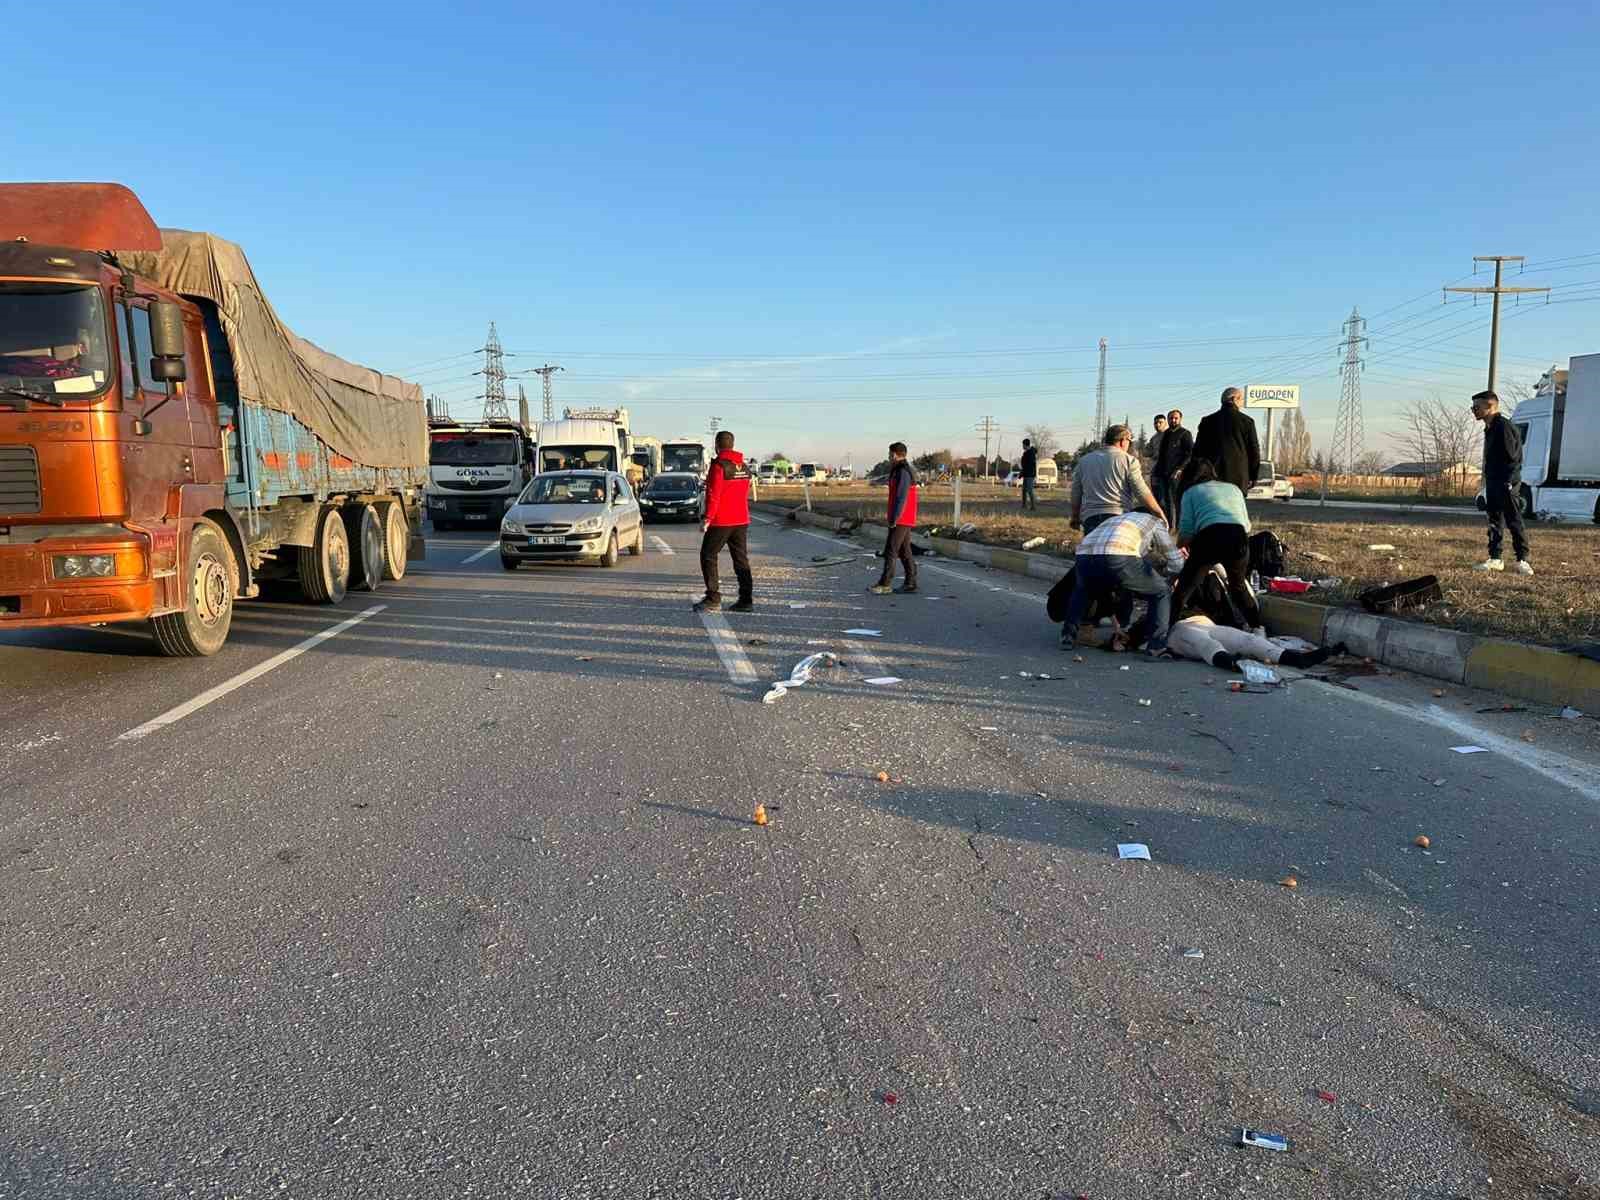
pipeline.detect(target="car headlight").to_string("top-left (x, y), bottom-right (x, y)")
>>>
top-left (572, 515), bottom-right (604, 534)
top-left (640, 498), bottom-right (654, 506)
top-left (53, 553), bottom-right (117, 579)
top-left (501, 519), bottom-right (524, 535)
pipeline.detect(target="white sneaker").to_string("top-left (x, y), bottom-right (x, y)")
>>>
top-left (1475, 558), bottom-right (1505, 572)
top-left (1515, 560), bottom-right (1534, 576)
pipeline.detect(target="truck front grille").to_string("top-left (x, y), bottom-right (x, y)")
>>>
top-left (0, 447), bottom-right (41, 515)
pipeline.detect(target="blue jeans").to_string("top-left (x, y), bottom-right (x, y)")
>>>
top-left (1063, 554), bottom-right (1171, 651)
top-left (1021, 478), bottom-right (1037, 509)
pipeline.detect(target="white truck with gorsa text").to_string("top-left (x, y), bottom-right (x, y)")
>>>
top-left (1477, 354), bottom-right (1600, 523)
top-left (535, 407), bottom-right (632, 476)
top-left (426, 421), bottom-right (534, 530)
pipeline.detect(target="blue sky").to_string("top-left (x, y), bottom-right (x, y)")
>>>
top-left (10, 1), bottom-right (1599, 467)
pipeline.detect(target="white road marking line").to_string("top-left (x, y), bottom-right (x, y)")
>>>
top-left (649, 535), bottom-right (675, 555)
top-left (1317, 687), bottom-right (1600, 804)
top-left (750, 515), bottom-right (777, 525)
top-left (462, 542), bottom-right (500, 564)
top-left (699, 610), bottom-right (759, 683)
top-left (116, 606), bottom-right (386, 743)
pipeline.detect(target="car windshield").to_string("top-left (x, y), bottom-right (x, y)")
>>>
top-left (645, 474), bottom-right (699, 497)
top-left (520, 475), bottom-right (607, 504)
top-left (0, 283), bottom-right (112, 401)
top-left (430, 434), bottom-right (521, 465)
top-left (662, 445), bottom-right (705, 473)
top-left (540, 445), bottom-right (616, 473)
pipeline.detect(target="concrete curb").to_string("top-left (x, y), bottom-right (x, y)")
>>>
top-left (757, 501), bottom-right (1600, 709)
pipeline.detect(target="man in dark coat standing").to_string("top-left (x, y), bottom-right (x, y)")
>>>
top-left (1191, 387), bottom-right (1261, 495)
top-left (1018, 438), bottom-right (1039, 510)
top-left (1472, 389), bottom-right (1532, 574)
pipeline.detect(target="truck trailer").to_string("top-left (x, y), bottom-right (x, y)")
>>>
top-left (0, 183), bottom-right (427, 656)
top-left (1479, 355), bottom-right (1600, 523)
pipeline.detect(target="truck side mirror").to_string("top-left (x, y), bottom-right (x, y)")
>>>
top-left (148, 300), bottom-right (187, 382)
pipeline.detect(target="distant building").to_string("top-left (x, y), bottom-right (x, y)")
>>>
top-left (1383, 460), bottom-right (1480, 478)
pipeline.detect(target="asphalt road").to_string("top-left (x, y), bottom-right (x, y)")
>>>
top-left (3, 513), bottom-right (1598, 1199)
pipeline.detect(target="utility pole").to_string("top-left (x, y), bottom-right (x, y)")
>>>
top-left (1325, 307), bottom-right (1367, 504)
top-left (1444, 256), bottom-right (1549, 391)
top-left (476, 322), bottom-right (511, 421)
top-left (527, 364), bottom-right (564, 422)
top-left (975, 415), bottom-right (998, 479)
top-left (707, 416), bottom-right (721, 438)
top-left (1093, 337), bottom-right (1108, 439)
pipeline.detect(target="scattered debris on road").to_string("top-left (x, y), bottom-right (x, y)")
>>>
top-left (1450, 745), bottom-right (1489, 754)
top-left (1279, 875), bottom-right (1299, 889)
top-left (1182, 947), bottom-right (1205, 959)
top-left (1117, 843), bottom-right (1151, 861)
top-left (1562, 705), bottom-right (1583, 719)
top-left (1367, 543), bottom-right (1396, 552)
top-left (753, 804), bottom-right (768, 826)
top-left (864, 676), bottom-right (902, 686)
top-left (762, 651), bottom-right (840, 703)
top-left (1414, 835), bottom-right (1431, 849)
top-left (1315, 1090), bottom-right (1338, 1105)
top-left (1021, 536), bottom-right (1046, 550)
top-left (1236, 1129), bottom-right (1292, 1152)
top-left (843, 628), bottom-right (882, 637)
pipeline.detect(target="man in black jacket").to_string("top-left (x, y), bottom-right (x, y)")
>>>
top-left (1018, 438), bottom-right (1038, 510)
top-left (1191, 387), bottom-right (1261, 496)
top-left (1152, 408), bottom-right (1194, 531)
top-left (1472, 389), bottom-right (1532, 575)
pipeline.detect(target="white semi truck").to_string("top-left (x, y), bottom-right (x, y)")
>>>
top-left (536, 407), bottom-right (632, 476)
top-left (1478, 354), bottom-right (1600, 522)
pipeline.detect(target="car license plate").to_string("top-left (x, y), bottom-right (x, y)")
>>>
top-left (466, 513), bottom-right (487, 520)
top-left (532, 535), bottom-right (564, 545)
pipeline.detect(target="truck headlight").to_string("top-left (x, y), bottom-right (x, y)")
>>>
top-left (573, 516), bottom-right (603, 533)
top-left (53, 554), bottom-right (117, 579)
top-left (427, 496), bottom-right (445, 509)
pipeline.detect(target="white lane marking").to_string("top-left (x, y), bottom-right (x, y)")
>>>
top-left (750, 515), bottom-right (777, 525)
top-left (462, 542), bottom-right (500, 564)
top-left (116, 606), bottom-right (386, 743)
top-left (844, 639), bottom-right (894, 682)
top-left (649, 535), bottom-right (675, 555)
top-left (1316, 687), bottom-right (1600, 804)
top-left (920, 560), bottom-right (1046, 603)
top-left (699, 610), bottom-right (759, 683)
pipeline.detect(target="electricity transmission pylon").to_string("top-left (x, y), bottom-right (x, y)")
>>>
top-left (476, 322), bottom-right (510, 421)
top-left (1332, 308), bottom-right (1367, 472)
top-left (528, 364), bottom-right (564, 421)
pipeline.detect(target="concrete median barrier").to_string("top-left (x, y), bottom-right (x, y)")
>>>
top-left (1465, 640), bottom-right (1600, 711)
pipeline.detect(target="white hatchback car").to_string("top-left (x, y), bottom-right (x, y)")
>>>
top-left (499, 470), bottom-right (644, 569)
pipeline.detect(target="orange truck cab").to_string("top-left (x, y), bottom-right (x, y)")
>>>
top-left (0, 183), bottom-right (426, 655)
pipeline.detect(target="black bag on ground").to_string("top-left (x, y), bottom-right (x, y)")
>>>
top-left (1359, 574), bottom-right (1443, 614)
top-left (1046, 566), bottom-right (1119, 625)
top-left (1248, 530), bottom-right (1287, 578)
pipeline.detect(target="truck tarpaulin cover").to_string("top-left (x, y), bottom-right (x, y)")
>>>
top-left (119, 230), bottom-right (426, 470)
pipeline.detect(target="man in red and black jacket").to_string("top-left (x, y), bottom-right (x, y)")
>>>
top-left (695, 430), bottom-right (755, 612)
top-left (869, 441), bottom-right (919, 594)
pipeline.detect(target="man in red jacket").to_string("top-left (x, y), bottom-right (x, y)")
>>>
top-left (869, 441), bottom-right (919, 595)
top-left (695, 430), bottom-right (754, 613)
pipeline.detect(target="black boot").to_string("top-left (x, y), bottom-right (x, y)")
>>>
top-left (1210, 651), bottom-right (1242, 672)
top-left (1280, 645), bottom-right (1334, 669)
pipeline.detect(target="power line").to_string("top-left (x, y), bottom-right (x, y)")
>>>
top-left (526, 363), bottom-right (565, 421)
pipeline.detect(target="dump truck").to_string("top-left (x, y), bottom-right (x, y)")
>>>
top-left (0, 182), bottom-right (427, 656)
top-left (425, 419), bottom-right (533, 529)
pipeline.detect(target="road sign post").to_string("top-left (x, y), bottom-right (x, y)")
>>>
top-left (1244, 385), bottom-right (1301, 491)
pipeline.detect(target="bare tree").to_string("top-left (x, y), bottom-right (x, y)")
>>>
top-left (1396, 392), bottom-right (1480, 496)
top-left (1273, 408), bottom-right (1313, 474)
top-left (1022, 423), bottom-right (1058, 457)
top-left (1351, 450), bottom-right (1387, 476)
